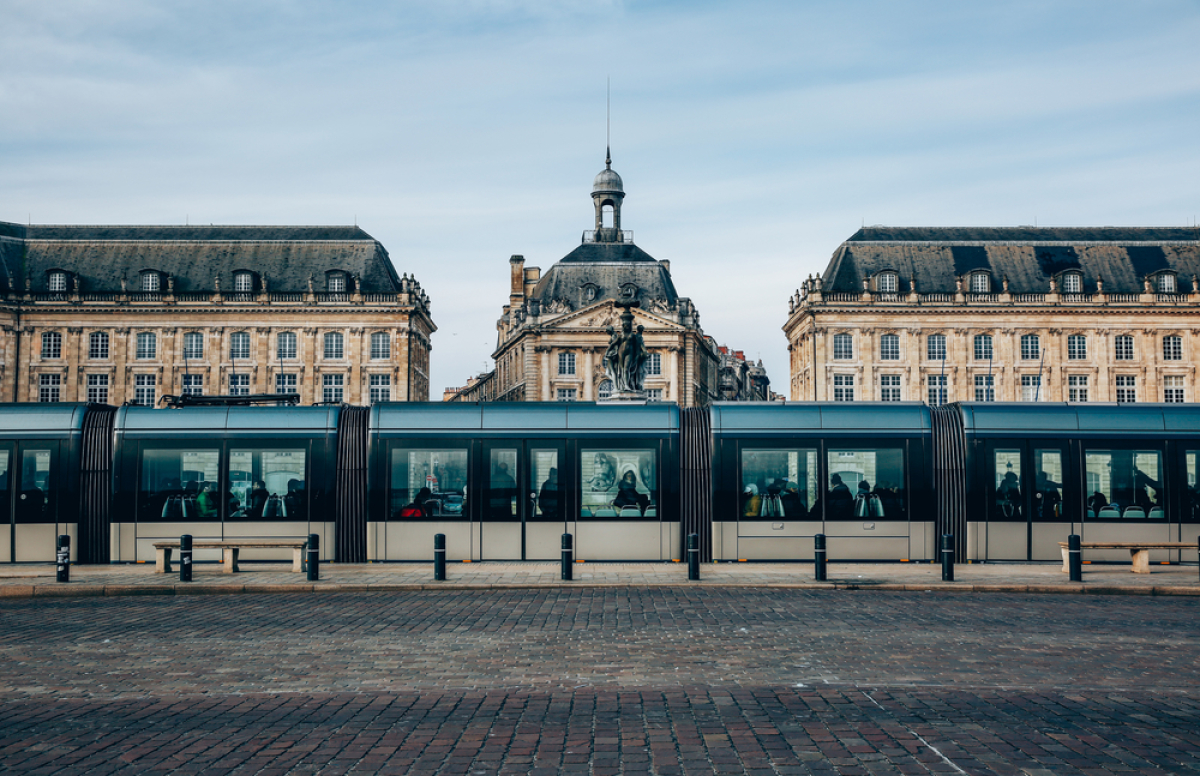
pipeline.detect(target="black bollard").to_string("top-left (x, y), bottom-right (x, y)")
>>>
top-left (56, 535), bottom-right (70, 583)
top-left (1068, 533), bottom-right (1082, 582)
top-left (561, 533), bottom-right (573, 581)
top-left (814, 533), bottom-right (827, 581)
top-left (941, 534), bottom-right (954, 582)
top-left (434, 533), bottom-right (446, 581)
top-left (179, 534), bottom-right (193, 582)
top-left (307, 533), bottom-right (320, 582)
top-left (1197, 536), bottom-right (1199, 582)
top-left (687, 533), bottom-right (700, 581)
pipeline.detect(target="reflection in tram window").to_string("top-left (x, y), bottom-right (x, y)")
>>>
top-left (993, 450), bottom-right (1023, 522)
top-left (825, 448), bottom-right (906, 521)
top-left (1084, 450), bottom-right (1164, 520)
top-left (530, 449), bottom-right (560, 522)
top-left (139, 448), bottom-right (219, 523)
top-left (0, 451), bottom-right (9, 527)
top-left (1187, 452), bottom-right (1200, 523)
top-left (16, 449), bottom-right (55, 524)
top-left (581, 449), bottom-right (656, 517)
top-left (229, 449), bottom-right (306, 521)
top-left (391, 447), bottom-right (468, 520)
top-left (1033, 449), bottom-right (1064, 522)
top-left (485, 449), bottom-right (518, 522)
top-left (739, 449), bottom-right (817, 519)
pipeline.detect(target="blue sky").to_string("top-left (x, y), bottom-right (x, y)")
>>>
top-left (3, 0), bottom-right (1198, 396)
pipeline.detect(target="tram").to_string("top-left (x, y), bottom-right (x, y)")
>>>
top-left (1, 401), bottom-right (1196, 566)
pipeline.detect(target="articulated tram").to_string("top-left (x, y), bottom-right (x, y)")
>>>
top-left (1, 401), bottom-right (1197, 566)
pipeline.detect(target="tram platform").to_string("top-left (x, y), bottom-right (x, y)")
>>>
top-left (1, 559), bottom-right (1198, 598)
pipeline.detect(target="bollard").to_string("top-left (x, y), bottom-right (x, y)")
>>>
top-left (434, 533), bottom-right (446, 581)
top-left (307, 533), bottom-right (320, 582)
top-left (56, 534), bottom-right (70, 583)
top-left (814, 533), bottom-right (827, 581)
top-left (687, 533), bottom-right (700, 581)
top-left (561, 533), bottom-right (573, 581)
top-left (941, 534), bottom-right (954, 582)
top-left (1197, 536), bottom-right (1199, 582)
top-left (1068, 533), bottom-right (1082, 582)
top-left (179, 534), bottom-right (193, 582)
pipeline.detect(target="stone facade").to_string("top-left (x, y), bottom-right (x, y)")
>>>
top-left (0, 223), bottom-right (435, 405)
top-left (784, 227), bottom-right (1200, 404)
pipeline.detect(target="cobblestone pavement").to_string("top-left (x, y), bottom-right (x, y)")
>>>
top-left (2, 589), bottom-right (1198, 774)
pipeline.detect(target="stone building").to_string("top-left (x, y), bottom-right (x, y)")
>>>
top-left (0, 222), bottom-right (434, 405)
top-left (448, 152), bottom-right (721, 406)
top-left (784, 227), bottom-right (1200, 403)
top-left (715, 345), bottom-right (773, 402)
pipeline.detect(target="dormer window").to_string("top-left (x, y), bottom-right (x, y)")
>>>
top-left (140, 271), bottom-right (160, 292)
top-left (234, 271), bottom-right (254, 293)
top-left (1157, 272), bottom-right (1177, 293)
top-left (1061, 271), bottom-right (1083, 294)
top-left (48, 271), bottom-right (68, 292)
top-left (969, 271), bottom-right (990, 294)
top-left (327, 272), bottom-right (347, 293)
top-left (876, 271), bottom-right (898, 294)
top-left (619, 282), bottom-right (639, 300)
top-left (581, 282), bottom-right (600, 302)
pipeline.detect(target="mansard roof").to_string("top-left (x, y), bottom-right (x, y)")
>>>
top-left (530, 241), bottom-right (679, 312)
top-left (824, 226), bottom-right (1200, 295)
top-left (0, 221), bottom-right (404, 294)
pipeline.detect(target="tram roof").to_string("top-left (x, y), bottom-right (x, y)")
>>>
top-left (372, 401), bottom-right (680, 431)
top-left (711, 402), bottom-right (930, 432)
top-left (115, 405), bottom-right (340, 432)
top-left (959, 402), bottom-right (1200, 433)
top-left (0, 402), bottom-right (89, 434)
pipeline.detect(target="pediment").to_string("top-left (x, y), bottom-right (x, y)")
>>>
top-left (540, 301), bottom-right (683, 331)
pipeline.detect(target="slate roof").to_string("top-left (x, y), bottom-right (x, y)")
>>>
top-left (530, 240), bottom-right (679, 312)
top-left (823, 226), bottom-right (1200, 295)
top-left (0, 222), bottom-right (404, 294)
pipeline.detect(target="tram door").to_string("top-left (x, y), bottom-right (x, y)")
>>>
top-left (480, 440), bottom-right (566, 560)
top-left (9, 443), bottom-right (59, 562)
top-left (984, 441), bottom-right (1072, 561)
top-left (0, 444), bottom-right (10, 562)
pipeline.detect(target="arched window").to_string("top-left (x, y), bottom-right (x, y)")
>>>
top-left (324, 332), bottom-right (344, 359)
top-left (183, 332), bottom-right (204, 360)
top-left (41, 332), bottom-right (62, 359)
top-left (136, 332), bottom-right (156, 360)
top-left (1164, 335), bottom-right (1183, 361)
top-left (88, 332), bottom-right (109, 360)
top-left (277, 332), bottom-right (297, 360)
top-left (230, 331), bottom-right (251, 360)
top-left (880, 334), bottom-right (899, 360)
top-left (969, 272), bottom-right (990, 294)
top-left (1061, 272), bottom-right (1083, 294)
top-left (597, 379), bottom-right (613, 400)
top-left (1158, 272), bottom-right (1177, 293)
top-left (1114, 334), bottom-right (1134, 361)
top-left (1068, 334), bottom-right (1087, 360)
top-left (832, 333), bottom-right (853, 360)
top-left (973, 334), bottom-right (993, 360)
top-left (1020, 334), bottom-right (1040, 360)
top-left (927, 334), bottom-right (946, 361)
top-left (370, 332), bottom-right (390, 360)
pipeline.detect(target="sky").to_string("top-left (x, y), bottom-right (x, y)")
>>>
top-left (3, 0), bottom-right (1199, 397)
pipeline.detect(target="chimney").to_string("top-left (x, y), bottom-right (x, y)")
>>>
top-left (509, 255), bottom-right (525, 308)
top-left (660, 259), bottom-right (671, 274)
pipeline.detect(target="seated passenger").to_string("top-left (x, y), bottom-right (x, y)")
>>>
top-left (613, 471), bottom-right (649, 515)
top-left (780, 482), bottom-right (804, 517)
top-left (399, 487), bottom-right (433, 518)
top-left (827, 474), bottom-right (853, 520)
top-left (246, 481), bottom-right (269, 519)
top-left (741, 483), bottom-right (761, 517)
top-left (196, 482), bottom-right (218, 519)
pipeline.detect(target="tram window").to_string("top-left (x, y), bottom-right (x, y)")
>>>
top-left (484, 449), bottom-right (518, 522)
top-left (1033, 449), bottom-right (1065, 522)
top-left (139, 448), bottom-right (219, 523)
top-left (228, 449), bottom-right (306, 521)
top-left (391, 447), bottom-right (468, 520)
top-left (740, 449), bottom-right (818, 519)
top-left (0, 451), bottom-right (8, 526)
top-left (581, 449), bottom-right (657, 518)
top-left (825, 448), bottom-right (906, 521)
top-left (530, 448), bottom-right (560, 522)
top-left (992, 450), bottom-right (1023, 522)
top-left (1084, 450), bottom-right (1164, 520)
top-left (15, 450), bottom-right (55, 524)
top-left (1186, 452), bottom-right (1200, 524)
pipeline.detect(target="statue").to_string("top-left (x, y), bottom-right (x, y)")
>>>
top-left (602, 294), bottom-right (649, 396)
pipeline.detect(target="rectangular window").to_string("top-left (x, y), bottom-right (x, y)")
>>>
top-left (833, 333), bottom-right (853, 360)
top-left (973, 335), bottom-right (992, 361)
top-left (1115, 335), bottom-right (1134, 361)
top-left (1062, 273), bottom-right (1082, 293)
top-left (324, 333), bottom-right (344, 360)
top-left (275, 373), bottom-right (298, 396)
top-left (970, 273), bottom-right (989, 293)
top-left (48, 272), bottom-right (67, 292)
top-left (558, 352), bottom-right (576, 376)
top-left (581, 448), bottom-right (658, 518)
top-left (1159, 274), bottom-right (1176, 293)
top-left (826, 447), bottom-right (907, 522)
top-left (833, 374), bottom-right (854, 402)
top-left (1021, 374), bottom-right (1041, 402)
top-left (38, 374), bottom-right (61, 403)
top-left (1068, 334), bottom-right (1087, 360)
top-left (229, 374), bottom-right (250, 396)
top-left (86, 374), bottom-right (109, 404)
top-left (369, 374), bottom-right (391, 402)
top-left (1068, 375), bottom-right (1088, 402)
top-left (927, 375), bottom-right (947, 405)
top-left (556, 388), bottom-right (577, 402)
top-left (134, 374), bottom-right (156, 407)
top-left (992, 450), bottom-right (1023, 522)
top-left (927, 334), bottom-right (946, 361)
top-left (740, 448), bottom-right (818, 519)
top-left (230, 332), bottom-right (251, 360)
top-left (229, 448), bottom-right (307, 522)
top-left (322, 374), bottom-right (344, 403)
top-left (183, 332), bottom-right (204, 361)
top-left (1164, 336), bottom-right (1182, 361)
top-left (646, 388), bottom-right (663, 400)
top-left (1164, 375), bottom-right (1185, 403)
top-left (647, 353), bottom-right (662, 376)
top-left (328, 274), bottom-right (346, 293)
top-left (277, 333), bottom-right (297, 360)
top-left (1085, 449), bottom-right (1163, 520)
top-left (390, 446), bottom-right (469, 520)
top-left (370, 333), bottom-right (390, 360)
top-left (1021, 334), bottom-right (1040, 361)
top-left (141, 273), bottom-right (160, 292)
top-left (182, 374), bottom-right (203, 397)
top-left (89, 333), bottom-right (109, 360)
top-left (1116, 375), bottom-right (1136, 403)
top-left (234, 273), bottom-right (253, 292)
top-left (974, 374), bottom-right (994, 402)
top-left (41, 332), bottom-right (62, 359)
top-left (880, 334), bottom-right (899, 361)
top-left (136, 332), bottom-right (156, 360)
top-left (880, 374), bottom-right (901, 402)
top-left (138, 447), bottom-right (220, 522)
top-left (878, 273), bottom-right (897, 293)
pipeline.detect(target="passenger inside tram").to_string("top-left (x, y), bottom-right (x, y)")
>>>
top-left (538, 467), bottom-right (559, 519)
top-left (581, 450), bottom-right (656, 517)
top-left (1085, 450), bottom-right (1164, 519)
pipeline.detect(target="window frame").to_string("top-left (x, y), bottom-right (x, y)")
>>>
top-left (973, 334), bottom-right (993, 361)
top-left (370, 332), bottom-right (390, 361)
top-left (1020, 334), bottom-right (1040, 361)
top-left (1163, 335), bottom-right (1182, 362)
top-left (1114, 334), bottom-right (1135, 361)
top-left (879, 334), bottom-right (900, 361)
top-left (323, 332), bottom-right (345, 360)
top-left (88, 331), bottom-right (110, 361)
top-left (1067, 334), bottom-right (1087, 360)
top-left (832, 333), bottom-right (853, 361)
top-left (230, 331), bottom-right (251, 361)
top-left (41, 332), bottom-right (63, 360)
top-left (927, 334), bottom-right (946, 361)
top-left (277, 332), bottom-right (298, 361)
top-left (136, 332), bottom-right (157, 360)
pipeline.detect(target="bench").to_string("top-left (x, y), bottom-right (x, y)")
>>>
top-left (152, 540), bottom-right (308, 574)
top-left (1058, 541), bottom-right (1199, 574)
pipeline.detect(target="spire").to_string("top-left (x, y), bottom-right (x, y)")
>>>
top-left (606, 146), bottom-right (611, 170)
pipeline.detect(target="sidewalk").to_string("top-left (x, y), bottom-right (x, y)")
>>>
top-left (1, 559), bottom-right (1198, 598)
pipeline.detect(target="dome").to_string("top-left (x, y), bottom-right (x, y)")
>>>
top-left (593, 167), bottom-right (623, 194)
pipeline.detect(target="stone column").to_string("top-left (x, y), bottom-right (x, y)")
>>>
top-left (66, 328), bottom-right (82, 402)
top-left (582, 348), bottom-right (594, 401)
top-left (669, 347), bottom-right (680, 403)
top-left (304, 327), bottom-right (318, 405)
top-left (859, 328), bottom-right (874, 400)
top-left (349, 327), bottom-right (363, 404)
top-left (113, 328), bottom-right (130, 404)
top-left (256, 328), bottom-right (271, 394)
top-left (539, 346), bottom-right (551, 401)
top-left (1095, 330), bottom-right (1110, 402)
